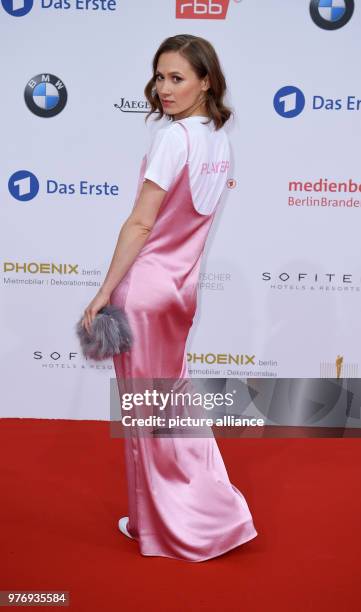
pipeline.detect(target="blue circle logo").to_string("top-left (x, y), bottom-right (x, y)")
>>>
top-left (309, 0), bottom-right (354, 30)
top-left (1, 0), bottom-right (33, 17)
top-left (24, 74), bottom-right (67, 118)
top-left (273, 86), bottom-right (306, 118)
top-left (8, 170), bottom-right (39, 201)
top-left (32, 82), bottom-right (60, 111)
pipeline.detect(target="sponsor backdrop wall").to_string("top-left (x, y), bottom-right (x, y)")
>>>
top-left (1, 0), bottom-right (360, 426)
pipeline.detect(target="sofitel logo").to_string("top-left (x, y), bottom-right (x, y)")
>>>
top-left (262, 272), bottom-right (355, 283)
top-left (34, 351), bottom-right (78, 361)
top-left (176, 0), bottom-right (230, 19)
top-left (262, 271), bottom-right (361, 293)
top-left (32, 351), bottom-right (113, 369)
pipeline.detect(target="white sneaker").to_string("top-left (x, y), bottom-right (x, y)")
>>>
top-left (118, 516), bottom-right (134, 539)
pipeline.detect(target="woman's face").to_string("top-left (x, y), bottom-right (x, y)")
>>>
top-left (155, 51), bottom-right (209, 119)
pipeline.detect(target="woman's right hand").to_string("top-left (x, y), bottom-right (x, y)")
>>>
top-left (81, 288), bottom-right (111, 335)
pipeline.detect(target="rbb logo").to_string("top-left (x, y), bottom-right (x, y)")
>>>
top-left (176, 0), bottom-right (230, 20)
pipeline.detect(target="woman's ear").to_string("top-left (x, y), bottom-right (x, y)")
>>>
top-left (201, 75), bottom-right (210, 92)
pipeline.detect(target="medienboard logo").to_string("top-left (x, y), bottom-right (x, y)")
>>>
top-left (176, 0), bottom-right (230, 19)
top-left (309, 0), bottom-right (354, 30)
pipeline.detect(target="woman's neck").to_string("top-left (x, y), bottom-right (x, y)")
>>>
top-left (173, 97), bottom-right (209, 120)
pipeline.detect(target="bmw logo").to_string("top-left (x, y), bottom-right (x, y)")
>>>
top-left (24, 74), bottom-right (67, 118)
top-left (309, 0), bottom-right (354, 30)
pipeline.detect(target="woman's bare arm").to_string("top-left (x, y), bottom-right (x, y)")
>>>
top-left (81, 179), bottom-right (166, 332)
top-left (100, 179), bottom-right (167, 296)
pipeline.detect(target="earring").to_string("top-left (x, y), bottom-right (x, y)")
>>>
top-left (151, 86), bottom-right (157, 96)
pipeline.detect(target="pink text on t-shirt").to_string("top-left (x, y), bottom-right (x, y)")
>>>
top-left (200, 160), bottom-right (230, 175)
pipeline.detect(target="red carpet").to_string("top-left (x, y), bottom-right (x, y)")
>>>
top-left (0, 419), bottom-right (360, 611)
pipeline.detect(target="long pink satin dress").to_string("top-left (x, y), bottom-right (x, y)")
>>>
top-left (110, 120), bottom-right (258, 562)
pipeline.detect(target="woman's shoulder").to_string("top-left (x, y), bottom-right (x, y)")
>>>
top-left (147, 119), bottom-right (187, 154)
top-left (145, 116), bottom-right (229, 158)
top-left (178, 117), bottom-right (230, 144)
top-left (158, 118), bottom-right (191, 138)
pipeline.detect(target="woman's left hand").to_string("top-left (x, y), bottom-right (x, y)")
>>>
top-left (81, 289), bottom-right (111, 335)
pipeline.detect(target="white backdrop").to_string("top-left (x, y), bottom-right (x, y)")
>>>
top-left (1, 0), bottom-right (360, 425)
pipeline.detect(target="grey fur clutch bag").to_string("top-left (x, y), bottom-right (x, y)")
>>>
top-left (76, 305), bottom-right (133, 361)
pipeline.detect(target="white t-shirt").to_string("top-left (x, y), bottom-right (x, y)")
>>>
top-left (143, 115), bottom-right (230, 215)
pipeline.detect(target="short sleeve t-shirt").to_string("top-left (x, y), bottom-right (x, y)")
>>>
top-left (143, 115), bottom-right (230, 215)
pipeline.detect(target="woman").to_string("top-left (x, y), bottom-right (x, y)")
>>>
top-left (81, 34), bottom-right (258, 562)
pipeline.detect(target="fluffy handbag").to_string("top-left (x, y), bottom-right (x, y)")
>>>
top-left (76, 305), bottom-right (133, 361)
